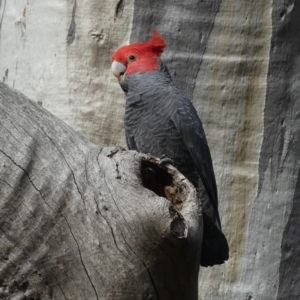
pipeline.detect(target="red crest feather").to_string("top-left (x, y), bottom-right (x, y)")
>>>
top-left (144, 30), bottom-right (166, 56)
top-left (112, 30), bottom-right (166, 74)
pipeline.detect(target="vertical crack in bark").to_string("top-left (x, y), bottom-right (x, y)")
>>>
top-left (52, 269), bottom-right (68, 300)
top-left (0, 149), bottom-right (55, 212)
top-left (67, 0), bottom-right (76, 45)
top-left (70, 170), bottom-right (86, 208)
top-left (0, 147), bottom-right (96, 298)
top-left (120, 232), bottom-right (160, 300)
top-left (103, 167), bottom-right (156, 244)
top-left (115, 0), bottom-right (125, 19)
top-left (40, 129), bottom-right (87, 211)
top-left (63, 216), bottom-right (99, 300)
top-left (0, 0), bottom-right (6, 32)
top-left (103, 155), bottom-right (179, 273)
top-left (102, 172), bottom-right (132, 230)
top-left (102, 164), bottom-right (160, 298)
top-left (92, 196), bottom-right (135, 267)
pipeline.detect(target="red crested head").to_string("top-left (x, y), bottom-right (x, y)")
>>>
top-left (111, 30), bottom-right (166, 78)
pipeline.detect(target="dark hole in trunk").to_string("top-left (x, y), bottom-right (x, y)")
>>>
top-left (141, 158), bottom-right (173, 198)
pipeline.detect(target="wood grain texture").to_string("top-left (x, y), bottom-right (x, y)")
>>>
top-left (194, 0), bottom-right (273, 298)
top-left (0, 83), bottom-right (202, 299)
top-left (267, 1), bottom-right (300, 298)
top-left (1, 0), bottom-right (300, 299)
top-left (130, 0), bottom-right (221, 99)
top-left (195, 0), bottom-right (300, 298)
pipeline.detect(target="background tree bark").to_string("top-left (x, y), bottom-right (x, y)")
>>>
top-left (0, 82), bottom-right (202, 299)
top-left (1, 0), bottom-right (300, 299)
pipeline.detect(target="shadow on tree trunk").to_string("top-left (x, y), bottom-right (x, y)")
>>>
top-left (0, 83), bottom-right (202, 300)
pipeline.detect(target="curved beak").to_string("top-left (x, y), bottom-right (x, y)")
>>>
top-left (111, 61), bottom-right (126, 82)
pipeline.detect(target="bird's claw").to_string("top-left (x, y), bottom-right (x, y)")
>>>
top-left (159, 155), bottom-right (174, 167)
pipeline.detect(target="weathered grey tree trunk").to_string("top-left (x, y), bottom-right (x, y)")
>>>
top-left (1, 1), bottom-right (300, 299)
top-left (0, 82), bottom-right (202, 299)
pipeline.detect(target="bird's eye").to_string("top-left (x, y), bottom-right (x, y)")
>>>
top-left (128, 55), bottom-right (136, 62)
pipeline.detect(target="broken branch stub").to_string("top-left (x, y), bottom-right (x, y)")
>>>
top-left (141, 154), bottom-right (202, 239)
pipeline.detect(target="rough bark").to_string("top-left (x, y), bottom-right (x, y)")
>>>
top-left (0, 82), bottom-right (202, 300)
top-left (1, 1), bottom-right (300, 299)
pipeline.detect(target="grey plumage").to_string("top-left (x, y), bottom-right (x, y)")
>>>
top-left (121, 61), bottom-right (229, 267)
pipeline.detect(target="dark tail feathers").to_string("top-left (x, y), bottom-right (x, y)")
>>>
top-left (200, 228), bottom-right (229, 267)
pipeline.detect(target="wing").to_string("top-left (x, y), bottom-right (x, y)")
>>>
top-left (124, 72), bottom-right (177, 157)
top-left (171, 91), bottom-right (221, 226)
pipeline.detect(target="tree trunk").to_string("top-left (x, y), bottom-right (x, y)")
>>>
top-left (1, 1), bottom-right (300, 299)
top-left (0, 82), bottom-right (202, 299)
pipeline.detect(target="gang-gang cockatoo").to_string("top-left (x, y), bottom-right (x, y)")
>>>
top-left (111, 30), bottom-right (229, 267)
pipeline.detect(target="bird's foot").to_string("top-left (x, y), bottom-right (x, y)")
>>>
top-left (159, 155), bottom-right (174, 167)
